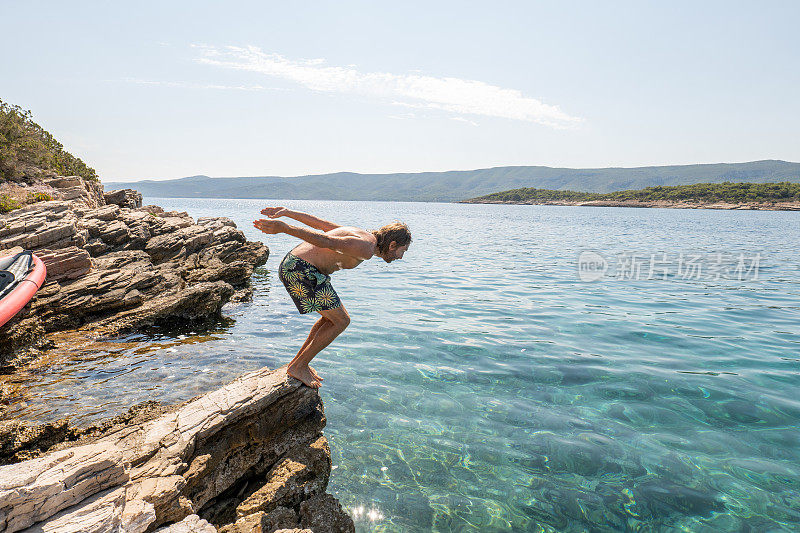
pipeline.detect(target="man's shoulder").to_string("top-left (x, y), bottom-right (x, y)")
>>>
top-left (326, 226), bottom-right (376, 259)
top-left (328, 226), bottom-right (375, 241)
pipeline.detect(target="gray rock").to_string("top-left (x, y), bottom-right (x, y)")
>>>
top-left (138, 204), bottom-right (165, 215)
top-left (218, 507), bottom-right (298, 533)
top-left (95, 219), bottom-right (132, 246)
top-left (299, 494), bottom-right (356, 533)
top-left (42, 176), bottom-right (105, 208)
top-left (43, 176), bottom-right (84, 189)
top-left (148, 215), bottom-right (194, 237)
top-left (104, 188), bottom-right (143, 209)
top-left (89, 281), bottom-right (235, 336)
top-left (83, 204), bottom-right (121, 222)
top-left (236, 435), bottom-right (331, 519)
top-left (35, 246), bottom-right (92, 282)
top-left (154, 514), bottom-right (217, 532)
top-left (121, 222), bottom-right (152, 250)
top-left (262, 507), bottom-right (300, 532)
top-left (0, 177), bottom-right (269, 359)
top-left (83, 238), bottom-right (108, 257)
top-left (92, 250), bottom-right (152, 270)
top-left (197, 217), bottom-right (236, 230)
top-left (0, 367), bottom-right (335, 532)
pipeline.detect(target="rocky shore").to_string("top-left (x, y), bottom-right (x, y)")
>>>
top-left (0, 366), bottom-right (354, 533)
top-left (0, 176), bottom-right (356, 532)
top-left (460, 198), bottom-right (800, 210)
top-left (0, 175), bottom-right (268, 365)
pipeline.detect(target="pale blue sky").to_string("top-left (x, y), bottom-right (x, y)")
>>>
top-left (3, 1), bottom-right (798, 181)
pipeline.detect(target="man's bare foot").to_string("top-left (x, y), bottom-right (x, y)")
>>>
top-left (288, 357), bottom-right (324, 381)
top-left (287, 363), bottom-right (320, 389)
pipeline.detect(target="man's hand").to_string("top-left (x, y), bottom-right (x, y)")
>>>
top-left (253, 219), bottom-right (287, 234)
top-left (260, 206), bottom-right (291, 218)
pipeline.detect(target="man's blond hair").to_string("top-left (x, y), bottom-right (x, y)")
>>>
top-left (372, 222), bottom-right (411, 255)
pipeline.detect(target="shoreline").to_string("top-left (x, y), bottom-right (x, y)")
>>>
top-left (0, 176), bottom-right (355, 532)
top-left (0, 176), bottom-right (269, 366)
top-left (132, 196), bottom-right (800, 210)
top-left (458, 198), bottom-right (800, 211)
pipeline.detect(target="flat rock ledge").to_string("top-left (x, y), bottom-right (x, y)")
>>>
top-left (0, 366), bottom-right (355, 533)
top-left (0, 176), bottom-right (269, 362)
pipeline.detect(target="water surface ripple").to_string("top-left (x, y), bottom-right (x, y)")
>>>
top-left (5, 199), bottom-right (800, 531)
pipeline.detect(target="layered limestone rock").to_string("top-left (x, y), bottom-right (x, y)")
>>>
top-left (0, 366), bottom-right (355, 533)
top-left (42, 175), bottom-right (106, 209)
top-left (0, 176), bottom-right (269, 361)
top-left (104, 188), bottom-right (143, 209)
top-left (0, 401), bottom-right (173, 466)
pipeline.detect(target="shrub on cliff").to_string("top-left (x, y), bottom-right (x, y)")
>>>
top-left (0, 190), bottom-right (53, 213)
top-left (0, 98), bottom-right (98, 182)
top-left (0, 194), bottom-right (21, 213)
top-left (26, 191), bottom-right (53, 203)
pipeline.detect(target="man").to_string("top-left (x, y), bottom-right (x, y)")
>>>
top-left (253, 207), bottom-right (411, 389)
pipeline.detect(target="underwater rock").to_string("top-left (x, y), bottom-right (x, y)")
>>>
top-left (631, 479), bottom-right (725, 518)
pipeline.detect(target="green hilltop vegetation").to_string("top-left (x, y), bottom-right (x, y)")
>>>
top-left (0, 98), bottom-right (97, 182)
top-left (0, 98), bottom-right (99, 212)
top-left (107, 160), bottom-right (800, 202)
top-left (466, 182), bottom-right (800, 204)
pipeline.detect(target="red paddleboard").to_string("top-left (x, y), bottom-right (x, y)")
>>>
top-left (0, 250), bottom-right (47, 328)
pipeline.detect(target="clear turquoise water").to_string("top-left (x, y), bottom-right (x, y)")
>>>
top-left (9, 198), bottom-right (800, 531)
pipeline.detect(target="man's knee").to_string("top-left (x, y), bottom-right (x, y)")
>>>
top-left (334, 313), bottom-right (350, 331)
top-left (324, 309), bottom-right (350, 331)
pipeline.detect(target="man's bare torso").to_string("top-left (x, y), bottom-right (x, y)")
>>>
top-left (291, 226), bottom-right (376, 275)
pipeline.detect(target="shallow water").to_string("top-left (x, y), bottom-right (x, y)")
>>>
top-left (5, 199), bottom-right (800, 531)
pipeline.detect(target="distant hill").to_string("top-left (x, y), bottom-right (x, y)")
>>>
top-left (464, 181), bottom-right (800, 204)
top-left (104, 160), bottom-right (800, 202)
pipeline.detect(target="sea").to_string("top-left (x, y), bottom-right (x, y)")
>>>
top-left (5, 198), bottom-right (800, 532)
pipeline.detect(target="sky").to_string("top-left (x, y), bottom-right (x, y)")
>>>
top-left (2, 1), bottom-right (799, 182)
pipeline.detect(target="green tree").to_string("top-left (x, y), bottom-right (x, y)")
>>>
top-left (0, 98), bottom-right (98, 181)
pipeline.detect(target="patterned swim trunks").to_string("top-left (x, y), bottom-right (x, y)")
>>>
top-left (279, 252), bottom-right (342, 314)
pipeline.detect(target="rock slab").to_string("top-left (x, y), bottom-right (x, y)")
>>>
top-left (0, 366), bottom-right (354, 533)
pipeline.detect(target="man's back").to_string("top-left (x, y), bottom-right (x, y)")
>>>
top-left (253, 207), bottom-right (411, 389)
top-left (290, 226), bottom-right (376, 274)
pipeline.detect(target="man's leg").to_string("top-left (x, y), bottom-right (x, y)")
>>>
top-left (295, 306), bottom-right (350, 365)
top-left (287, 306), bottom-right (350, 389)
top-left (290, 316), bottom-right (328, 381)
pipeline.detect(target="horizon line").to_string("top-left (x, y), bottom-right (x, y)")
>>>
top-left (102, 159), bottom-right (799, 183)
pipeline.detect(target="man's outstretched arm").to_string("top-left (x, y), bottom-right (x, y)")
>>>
top-left (260, 207), bottom-right (340, 232)
top-left (253, 219), bottom-right (374, 259)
